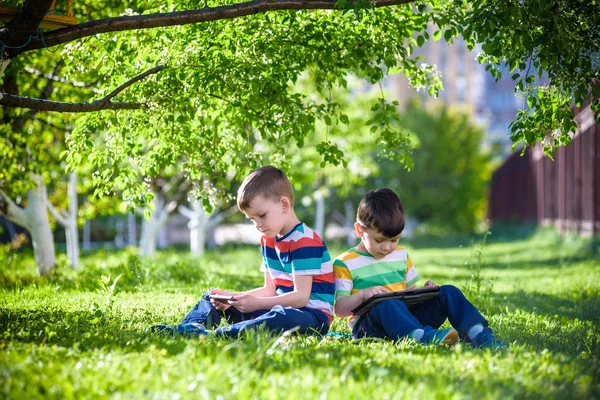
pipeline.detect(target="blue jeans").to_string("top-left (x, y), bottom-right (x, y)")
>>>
top-left (352, 285), bottom-right (488, 341)
top-left (181, 292), bottom-right (330, 339)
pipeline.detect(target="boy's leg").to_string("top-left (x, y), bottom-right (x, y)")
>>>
top-left (214, 305), bottom-right (330, 339)
top-left (411, 285), bottom-right (488, 339)
top-left (181, 292), bottom-right (267, 328)
top-left (352, 299), bottom-right (423, 340)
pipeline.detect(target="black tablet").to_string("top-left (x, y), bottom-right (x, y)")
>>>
top-left (351, 287), bottom-right (440, 316)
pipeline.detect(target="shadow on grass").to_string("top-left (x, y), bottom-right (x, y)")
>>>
top-left (0, 307), bottom-right (197, 356)
top-left (487, 290), bottom-right (600, 323)
top-left (0, 260), bottom-right (263, 294)
top-left (477, 254), bottom-right (594, 270)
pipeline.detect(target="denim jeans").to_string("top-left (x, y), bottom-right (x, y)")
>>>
top-left (352, 285), bottom-right (488, 341)
top-left (182, 292), bottom-right (330, 339)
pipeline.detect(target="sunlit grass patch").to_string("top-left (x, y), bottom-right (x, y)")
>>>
top-left (1, 231), bottom-right (599, 399)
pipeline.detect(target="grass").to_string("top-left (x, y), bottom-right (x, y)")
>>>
top-left (1, 229), bottom-right (599, 399)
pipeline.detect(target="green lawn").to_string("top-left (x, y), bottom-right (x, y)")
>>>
top-left (1, 230), bottom-right (599, 399)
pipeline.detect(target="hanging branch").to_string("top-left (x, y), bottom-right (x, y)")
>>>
top-left (0, 65), bottom-right (165, 112)
top-left (24, 67), bottom-right (102, 93)
top-left (7, 0), bottom-right (414, 58)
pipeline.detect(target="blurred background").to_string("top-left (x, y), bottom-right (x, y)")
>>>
top-left (1, 29), bottom-right (598, 263)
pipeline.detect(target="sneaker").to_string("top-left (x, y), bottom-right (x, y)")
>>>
top-left (471, 327), bottom-right (507, 349)
top-left (151, 323), bottom-right (210, 338)
top-left (150, 324), bottom-right (177, 336)
top-left (420, 327), bottom-right (459, 346)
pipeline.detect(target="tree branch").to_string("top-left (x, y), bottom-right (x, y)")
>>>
top-left (0, 188), bottom-right (31, 230)
top-left (24, 67), bottom-right (102, 93)
top-left (0, 0), bottom-right (53, 55)
top-left (0, 94), bottom-right (142, 112)
top-left (178, 204), bottom-right (195, 220)
top-left (98, 65), bottom-right (165, 106)
top-left (0, 65), bottom-right (165, 112)
top-left (47, 200), bottom-right (68, 227)
top-left (207, 204), bottom-right (239, 228)
top-left (9, 0), bottom-right (414, 57)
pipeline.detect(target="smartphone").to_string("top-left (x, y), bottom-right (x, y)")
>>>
top-left (209, 294), bottom-right (236, 302)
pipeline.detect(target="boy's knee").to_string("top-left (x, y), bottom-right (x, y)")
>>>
top-left (201, 291), bottom-right (213, 301)
top-left (270, 305), bottom-right (286, 315)
top-left (371, 299), bottom-right (409, 316)
top-left (440, 285), bottom-right (464, 297)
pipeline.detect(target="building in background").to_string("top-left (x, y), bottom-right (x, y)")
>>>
top-left (389, 28), bottom-right (524, 150)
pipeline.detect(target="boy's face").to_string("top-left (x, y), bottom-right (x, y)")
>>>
top-left (242, 195), bottom-right (290, 238)
top-left (355, 223), bottom-right (400, 259)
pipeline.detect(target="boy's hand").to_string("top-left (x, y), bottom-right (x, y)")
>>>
top-left (228, 294), bottom-right (262, 313)
top-left (423, 280), bottom-right (439, 289)
top-left (360, 286), bottom-right (390, 301)
top-left (209, 288), bottom-right (232, 311)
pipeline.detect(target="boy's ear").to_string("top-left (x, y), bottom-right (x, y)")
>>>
top-left (354, 222), bottom-right (365, 238)
top-left (280, 196), bottom-right (292, 213)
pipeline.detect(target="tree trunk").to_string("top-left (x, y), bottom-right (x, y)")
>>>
top-left (114, 218), bottom-right (125, 248)
top-left (66, 171), bottom-right (79, 268)
top-left (189, 201), bottom-right (210, 257)
top-left (139, 192), bottom-right (174, 256)
top-left (26, 175), bottom-right (56, 275)
top-left (139, 219), bottom-right (158, 256)
top-left (83, 218), bottom-right (90, 252)
top-left (127, 213), bottom-right (137, 246)
top-left (157, 226), bottom-right (168, 249)
top-left (344, 200), bottom-right (355, 245)
top-left (0, 59), bottom-right (10, 82)
top-left (180, 202), bottom-right (237, 256)
top-left (314, 192), bottom-right (325, 238)
top-left (0, 175), bottom-right (56, 275)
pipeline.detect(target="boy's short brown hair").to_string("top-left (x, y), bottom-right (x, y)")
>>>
top-left (237, 166), bottom-right (294, 211)
top-left (357, 188), bottom-right (405, 238)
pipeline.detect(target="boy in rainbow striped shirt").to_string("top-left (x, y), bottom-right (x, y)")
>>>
top-left (333, 188), bottom-right (506, 348)
top-left (152, 166), bottom-right (334, 338)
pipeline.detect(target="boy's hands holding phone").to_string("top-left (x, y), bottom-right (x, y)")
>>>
top-left (209, 288), bottom-right (235, 311)
top-left (227, 294), bottom-right (262, 313)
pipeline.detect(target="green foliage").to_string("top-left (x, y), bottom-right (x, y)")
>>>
top-left (60, 4), bottom-right (441, 206)
top-left (459, 0), bottom-right (600, 153)
top-left (462, 231), bottom-right (496, 311)
top-left (1, 233), bottom-right (599, 398)
top-left (385, 100), bottom-right (491, 233)
top-left (5, 0), bottom-right (597, 212)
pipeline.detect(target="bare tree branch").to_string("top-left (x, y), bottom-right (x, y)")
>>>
top-left (24, 67), bottom-right (102, 93)
top-left (0, 188), bottom-right (31, 229)
top-left (47, 200), bottom-right (68, 227)
top-left (178, 204), bottom-right (196, 220)
top-left (98, 65), bottom-right (165, 106)
top-left (0, 93), bottom-right (143, 112)
top-left (9, 0), bottom-right (414, 57)
top-left (0, 65), bottom-right (165, 112)
top-left (207, 204), bottom-right (239, 228)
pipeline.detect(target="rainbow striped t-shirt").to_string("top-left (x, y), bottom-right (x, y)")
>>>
top-left (260, 222), bottom-right (335, 322)
top-left (334, 246), bottom-right (420, 324)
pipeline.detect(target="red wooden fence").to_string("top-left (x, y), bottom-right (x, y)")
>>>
top-left (488, 104), bottom-right (599, 236)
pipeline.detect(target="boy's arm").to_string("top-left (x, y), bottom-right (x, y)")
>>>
top-left (228, 274), bottom-right (312, 312)
top-left (334, 286), bottom-right (390, 318)
top-left (212, 272), bottom-right (277, 298)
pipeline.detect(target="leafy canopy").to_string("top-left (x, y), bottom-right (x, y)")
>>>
top-left (2, 0), bottom-right (598, 207)
top-left (63, 4), bottom-right (440, 207)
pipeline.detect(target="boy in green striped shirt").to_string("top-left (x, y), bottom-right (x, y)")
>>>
top-left (333, 188), bottom-right (506, 348)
